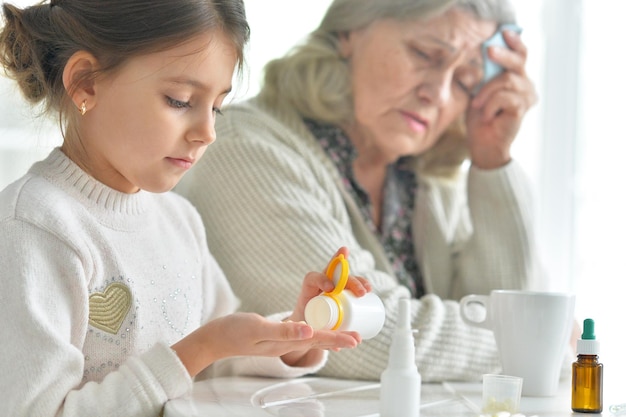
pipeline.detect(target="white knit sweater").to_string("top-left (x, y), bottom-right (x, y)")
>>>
top-left (0, 148), bottom-right (325, 417)
top-left (176, 98), bottom-right (545, 382)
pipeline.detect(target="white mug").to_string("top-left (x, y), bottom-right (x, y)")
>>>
top-left (460, 290), bottom-right (575, 396)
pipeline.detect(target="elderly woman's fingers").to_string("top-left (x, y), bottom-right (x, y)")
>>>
top-left (472, 70), bottom-right (537, 111)
top-left (503, 28), bottom-right (528, 58)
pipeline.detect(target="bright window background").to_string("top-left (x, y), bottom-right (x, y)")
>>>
top-left (1, 0), bottom-right (623, 381)
top-left (573, 0), bottom-right (626, 377)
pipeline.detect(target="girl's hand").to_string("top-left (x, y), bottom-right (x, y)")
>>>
top-left (280, 246), bottom-right (371, 366)
top-left (172, 312), bottom-right (361, 377)
top-left (172, 246), bottom-right (370, 376)
top-left (465, 29), bottom-right (538, 169)
top-left (287, 246), bottom-right (372, 323)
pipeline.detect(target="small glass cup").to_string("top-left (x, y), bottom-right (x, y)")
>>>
top-left (481, 374), bottom-right (523, 414)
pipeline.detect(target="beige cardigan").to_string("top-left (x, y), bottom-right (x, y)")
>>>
top-left (176, 97), bottom-right (543, 382)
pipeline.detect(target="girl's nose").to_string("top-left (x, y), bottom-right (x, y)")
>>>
top-left (188, 111), bottom-right (217, 145)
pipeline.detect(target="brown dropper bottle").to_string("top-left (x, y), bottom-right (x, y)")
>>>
top-left (571, 318), bottom-right (603, 413)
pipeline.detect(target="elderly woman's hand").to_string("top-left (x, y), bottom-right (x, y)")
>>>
top-left (465, 29), bottom-right (538, 170)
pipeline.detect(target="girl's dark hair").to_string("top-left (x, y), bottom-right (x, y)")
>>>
top-left (0, 0), bottom-right (250, 117)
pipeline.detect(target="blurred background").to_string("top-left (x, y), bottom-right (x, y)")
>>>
top-left (1, 0), bottom-right (623, 385)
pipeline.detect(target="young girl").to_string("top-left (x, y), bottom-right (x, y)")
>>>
top-left (0, 1), bottom-right (369, 416)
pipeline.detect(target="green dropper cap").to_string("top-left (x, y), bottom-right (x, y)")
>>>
top-left (577, 318), bottom-right (599, 355)
top-left (581, 318), bottom-right (596, 340)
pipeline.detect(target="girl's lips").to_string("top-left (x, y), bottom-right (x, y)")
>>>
top-left (167, 157), bottom-right (194, 170)
top-left (400, 111), bottom-right (428, 133)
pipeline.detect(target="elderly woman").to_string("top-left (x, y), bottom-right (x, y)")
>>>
top-left (176, 0), bottom-right (541, 381)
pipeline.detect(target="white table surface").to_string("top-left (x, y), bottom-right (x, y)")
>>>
top-left (164, 372), bottom-right (622, 417)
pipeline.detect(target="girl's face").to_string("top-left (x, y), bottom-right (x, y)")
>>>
top-left (339, 8), bottom-right (496, 163)
top-left (71, 31), bottom-right (238, 193)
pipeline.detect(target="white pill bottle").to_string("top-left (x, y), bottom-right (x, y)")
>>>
top-left (304, 254), bottom-right (385, 340)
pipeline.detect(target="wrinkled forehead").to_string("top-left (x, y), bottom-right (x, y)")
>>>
top-left (410, 8), bottom-right (497, 52)
top-left (386, 9), bottom-right (497, 55)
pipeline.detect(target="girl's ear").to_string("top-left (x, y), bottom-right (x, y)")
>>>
top-left (62, 50), bottom-right (98, 113)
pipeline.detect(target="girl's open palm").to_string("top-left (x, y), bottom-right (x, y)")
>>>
top-left (172, 246), bottom-right (367, 377)
top-left (173, 311), bottom-right (360, 376)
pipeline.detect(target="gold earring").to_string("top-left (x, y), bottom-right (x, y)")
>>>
top-left (79, 100), bottom-right (87, 116)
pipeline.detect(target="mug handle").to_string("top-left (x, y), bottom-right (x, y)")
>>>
top-left (459, 294), bottom-right (491, 330)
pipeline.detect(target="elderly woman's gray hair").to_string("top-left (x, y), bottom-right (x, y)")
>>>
top-left (258, 0), bottom-right (516, 177)
top-left (318, 0), bottom-right (515, 33)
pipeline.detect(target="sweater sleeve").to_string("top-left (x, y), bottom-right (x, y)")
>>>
top-left (175, 105), bottom-right (502, 382)
top-left (414, 161), bottom-right (544, 300)
top-left (0, 218), bottom-right (192, 417)
top-left (462, 162), bottom-right (543, 293)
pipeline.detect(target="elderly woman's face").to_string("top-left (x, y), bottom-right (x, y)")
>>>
top-left (340, 8), bottom-right (496, 161)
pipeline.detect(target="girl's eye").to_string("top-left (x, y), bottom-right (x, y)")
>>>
top-left (213, 107), bottom-right (223, 116)
top-left (166, 96), bottom-right (191, 109)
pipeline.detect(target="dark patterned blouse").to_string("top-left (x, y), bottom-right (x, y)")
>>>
top-left (304, 118), bottom-right (424, 297)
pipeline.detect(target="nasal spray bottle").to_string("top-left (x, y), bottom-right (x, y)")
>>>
top-left (380, 298), bottom-right (421, 417)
